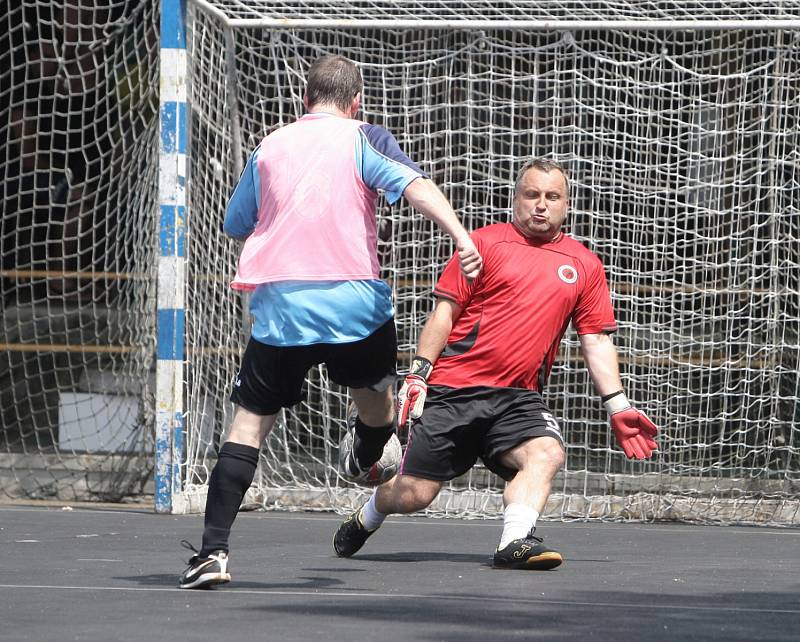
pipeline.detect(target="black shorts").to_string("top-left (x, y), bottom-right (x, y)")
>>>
top-left (400, 385), bottom-right (565, 482)
top-left (229, 319), bottom-right (397, 415)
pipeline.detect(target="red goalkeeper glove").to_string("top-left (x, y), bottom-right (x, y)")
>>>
top-left (397, 356), bottom-right (433, 428)
top-left (603, 391), bottom-right (659, 460)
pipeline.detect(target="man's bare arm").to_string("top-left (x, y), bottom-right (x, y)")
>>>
top-left (403, 178), bottom-right (482, 281)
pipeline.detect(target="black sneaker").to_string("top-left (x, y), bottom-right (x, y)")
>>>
top-left (333, 509), bottom-right (377, 558)
top-left (178, 541), bottom-right (231, 589)
top-left (492, 531), bottom-right (563, 570)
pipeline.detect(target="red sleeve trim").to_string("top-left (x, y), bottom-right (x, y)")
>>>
top-left (576, 323), bottom-right (618, 335)
top-left (432, 287), bottom-right (461, 303)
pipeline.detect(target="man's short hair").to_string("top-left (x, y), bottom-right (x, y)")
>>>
top-left (305, 54), bottom-right (363, 112)
top-left (514, 158), bottom-right (570, 199)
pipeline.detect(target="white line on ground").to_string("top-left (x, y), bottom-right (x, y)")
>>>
top-left (0, 584), bottom-right (797, 614)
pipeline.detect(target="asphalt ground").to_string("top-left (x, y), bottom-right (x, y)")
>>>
top-left (1, 503), bottom-right (798, 641)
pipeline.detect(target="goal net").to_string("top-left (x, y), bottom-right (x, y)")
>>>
top-left (177, 2), bottom-right (800, 525)
top-left (1, 1), bottom-right (159, 502)
top-left (2, 1), bottom-right (799, 525)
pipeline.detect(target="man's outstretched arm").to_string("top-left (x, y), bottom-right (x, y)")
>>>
top-left (403, 178), bottom-right (482, 281)
top-left (579, 332), bottom-right (658, 460)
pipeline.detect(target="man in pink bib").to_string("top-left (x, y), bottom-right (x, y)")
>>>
top-left (179, 54), bottom-right (482, 589)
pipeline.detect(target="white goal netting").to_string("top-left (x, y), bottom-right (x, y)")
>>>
top-left (2, 0), bottom-right (799, 525)
top-left (178, 3), bottom-right (800, 524)
top-left (1, 1), bottom-right (159, 502)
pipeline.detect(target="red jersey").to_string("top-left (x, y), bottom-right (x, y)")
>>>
top-left (429, 222), bottom-right (617, 391)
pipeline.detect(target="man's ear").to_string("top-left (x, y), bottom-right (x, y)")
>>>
top-left (303, 92), bottom-right (310, 111)
top-left (350, 92), bottom-right (361, 117)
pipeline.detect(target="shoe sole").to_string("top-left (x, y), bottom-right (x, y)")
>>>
top-left (179, 572), bottom-right (232, 589)
top-left (494, 552), bottom-right (563, 570)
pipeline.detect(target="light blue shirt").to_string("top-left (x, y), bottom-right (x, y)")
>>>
top-left (250, 280), bottom-right (394, 346)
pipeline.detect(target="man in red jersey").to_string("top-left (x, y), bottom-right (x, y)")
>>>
top-left (332, 158), bottom-right (658, 569)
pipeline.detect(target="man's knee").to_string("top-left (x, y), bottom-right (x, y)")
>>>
top-left (504, 437), bottom-right (565, 474)
top-left (531, 438), bottom-right (566, 471)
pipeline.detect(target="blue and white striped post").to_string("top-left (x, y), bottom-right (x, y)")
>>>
top-left (156, 0), bottom-right (187, 513)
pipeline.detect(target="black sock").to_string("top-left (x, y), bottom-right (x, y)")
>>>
top-left (200, 442), bottom-right (259, 556)
top-left (353, 417), bottom-right (395, 469)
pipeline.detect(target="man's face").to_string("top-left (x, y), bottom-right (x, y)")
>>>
top-left (512, 167), bottom-right (569, 241)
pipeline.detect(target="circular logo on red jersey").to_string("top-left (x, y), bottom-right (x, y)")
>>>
top-left (558, 265), bottom-right (578, 284)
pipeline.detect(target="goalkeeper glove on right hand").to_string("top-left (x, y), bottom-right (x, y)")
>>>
top-left (397, 356), bottom-right (433, 428)
top-left (603, 391), bottom-right (659, 460)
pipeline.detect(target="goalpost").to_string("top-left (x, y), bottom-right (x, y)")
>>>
top-left (1, 1), bottom-right (798, 525)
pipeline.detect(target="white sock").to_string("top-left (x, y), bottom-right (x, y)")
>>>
top-left (498, 503), bottom-right (539, 550)
top-left (358, 493), bottom-right (386, 531)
